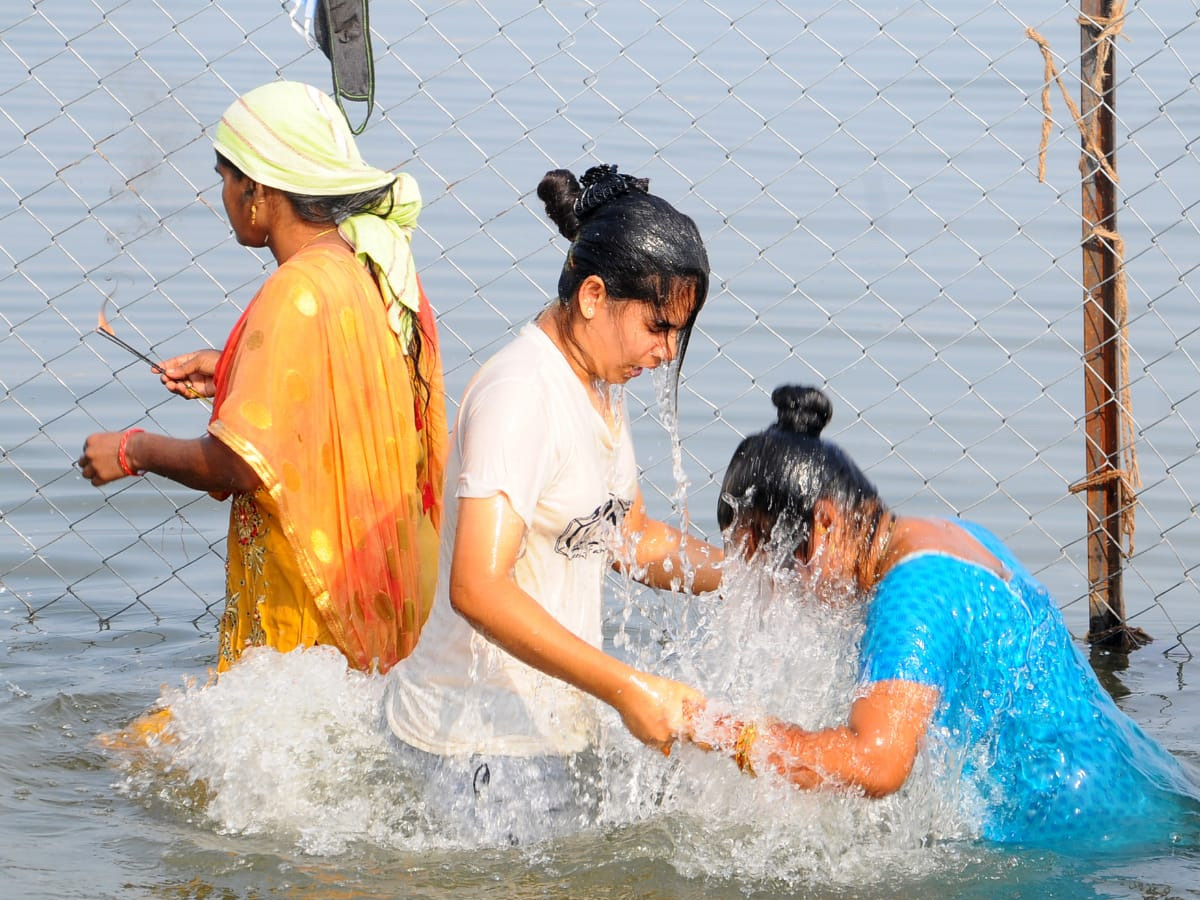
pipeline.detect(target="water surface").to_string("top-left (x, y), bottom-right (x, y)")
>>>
top-left (3, 1), bottom-right (1199, 896)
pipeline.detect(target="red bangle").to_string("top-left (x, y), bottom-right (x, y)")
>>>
top-left (118, 428), bottom-right (145, 477)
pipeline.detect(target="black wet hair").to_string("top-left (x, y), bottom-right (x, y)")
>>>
top-left (718, 385), bottom-right (885, 560)
top-left (215, 151), bottom-right (396, 225)
top-left (215, 151), bottom-right (431, 410)
top-left (536, 164), bottom-right (710, 400)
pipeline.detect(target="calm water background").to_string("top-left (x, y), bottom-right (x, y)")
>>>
top-left (2, 1), bottom-right (1199, 897)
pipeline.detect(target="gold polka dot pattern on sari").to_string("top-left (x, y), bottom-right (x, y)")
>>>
top-left (285, 369), bottom-right (308, 403)
top-left (294, 290), bottom-right (319, 316)
top-left (240, 399), bottom-right (272, 429)
top-left (350, 515), bottom-right (367, 550)
top-left (311, 528), bottom-right (333, 564)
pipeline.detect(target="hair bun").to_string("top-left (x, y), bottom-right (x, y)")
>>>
top-left (573, 164), bottom-right (650, 218)
top-left (771, 385), bottom-right (831, 437)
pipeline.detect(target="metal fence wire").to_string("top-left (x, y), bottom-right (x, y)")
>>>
top-left (1, 1), bottom-right (1197, 658)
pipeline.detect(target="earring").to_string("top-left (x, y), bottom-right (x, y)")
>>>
top-left (250, 203), bottom-right (257, 226)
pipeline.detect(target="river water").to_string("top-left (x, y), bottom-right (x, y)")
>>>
top-left (2, 1), bottom-right (1199, 897)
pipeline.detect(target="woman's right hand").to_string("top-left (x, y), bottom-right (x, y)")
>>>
top-left (158, 349), bottom-right (220, 399)
top-left (613, 671), bottom-right (705, 754)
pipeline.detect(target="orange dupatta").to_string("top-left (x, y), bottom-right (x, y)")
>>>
top-left (209, 243), bottom-right (447, 672)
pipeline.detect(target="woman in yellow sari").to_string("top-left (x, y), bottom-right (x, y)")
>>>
top-left (79, 81), bottom-right (447, 678)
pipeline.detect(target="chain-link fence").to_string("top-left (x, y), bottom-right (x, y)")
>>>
top-left (1, 0), bottom-right (1197, 657)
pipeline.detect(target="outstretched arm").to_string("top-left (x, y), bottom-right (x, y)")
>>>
top-left (450, 493), bottom-right (700, 752)
top-left (79, 429), bottom-right (260, 495)
top-left (687, 679), bottom-right (939, 797)
top-left (615, 487), bottom-right (723, 594)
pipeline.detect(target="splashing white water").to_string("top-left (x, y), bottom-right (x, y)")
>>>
top-left (650, 366), bottom-right (691, 515)
top-left (116, 646), bottom-right (416, 855)
top-left (636, 552), bottom-right (980, 886)
top-left (111, 569), bottom-right (976, 880)
top-left (616, 368), bottom-right (981, 882)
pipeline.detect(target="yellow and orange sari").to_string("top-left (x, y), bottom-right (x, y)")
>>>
top-left (208, 242), bottom-right (446, 673)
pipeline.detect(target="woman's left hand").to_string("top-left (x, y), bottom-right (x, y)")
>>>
top-left (681, 699), bottom-right (745, 753)
top-left (78, 431), bottom-right (129, 486)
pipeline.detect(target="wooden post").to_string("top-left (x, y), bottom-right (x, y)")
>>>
top-left (1079, 1), bottom-right (1143, 649)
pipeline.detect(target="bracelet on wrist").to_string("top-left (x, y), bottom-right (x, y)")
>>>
top-left (733, 721), bottom-right (758, 776)
top-left (118, 428), bottom-right (146, 477)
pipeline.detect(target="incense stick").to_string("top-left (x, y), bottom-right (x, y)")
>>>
top-left (94, 326), bottom-right (167, 374)
top-left (96, 297), bottom-right (210, 403)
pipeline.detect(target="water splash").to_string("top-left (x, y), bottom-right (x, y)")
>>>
top-left (108, 572), bottom-right (977, 881)
top-left (115, 646), bottom-right (413, 855)
top-left (629, 551), bottom-right (977, 886)
top-left (650, 365), bottom-right (691, 517)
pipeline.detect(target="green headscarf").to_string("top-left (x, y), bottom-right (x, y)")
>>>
top-left (212, 81), bottom-right (423, 346)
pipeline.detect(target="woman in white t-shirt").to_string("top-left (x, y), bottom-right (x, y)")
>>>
top-left (384, 163), bottom-right (722, 843)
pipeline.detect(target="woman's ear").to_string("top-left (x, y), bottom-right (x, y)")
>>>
top-left (811, 497), bottom-right (836, 537)
top-left (577, 274), bottom-right (607, 320)
top-left (806, 497), bottom-right (839, 561)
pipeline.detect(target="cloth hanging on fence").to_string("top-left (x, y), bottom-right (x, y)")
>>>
top-left (286, 0), bottom-right (375, 134)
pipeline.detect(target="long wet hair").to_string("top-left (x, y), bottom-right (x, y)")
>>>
top-left (536, 164), bottom-right (710, 403)
top-left (718, 385), bottom-right (887, 563)
top-left (216, 151), bottom-right (431, 410)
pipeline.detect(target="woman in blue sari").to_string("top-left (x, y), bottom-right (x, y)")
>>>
top-left (687, 384), bottom-right (1199, 845)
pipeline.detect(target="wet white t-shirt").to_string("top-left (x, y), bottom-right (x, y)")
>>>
top-left (384, 322), bottom-right (638, 756)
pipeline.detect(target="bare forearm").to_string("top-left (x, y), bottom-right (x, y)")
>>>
top-left (723, 682), bottom-right (937, 796)
top-left (451, 573), bottom-right (698, 749)
top-left (759, 721), bottom-right (858, 791)
top-left (451, 579), bottom-right (637, 706)
top-left (125, 431), bottom-right (260, 494)
top-left (618, 518), bottom-right (724, 594)
top-left (448, 494), bottom-right (698, 750)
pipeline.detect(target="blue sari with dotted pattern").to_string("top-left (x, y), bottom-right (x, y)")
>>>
top-left (860, 520), bottom-right (1200, 845)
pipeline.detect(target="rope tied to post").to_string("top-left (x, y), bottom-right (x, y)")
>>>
top-left (1066, 224), bottom-right (1140, 558)
top-left (1026, 0), bottom-right (1128, 185)
top-left (1027, 3), bottom-right (1140, 558)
